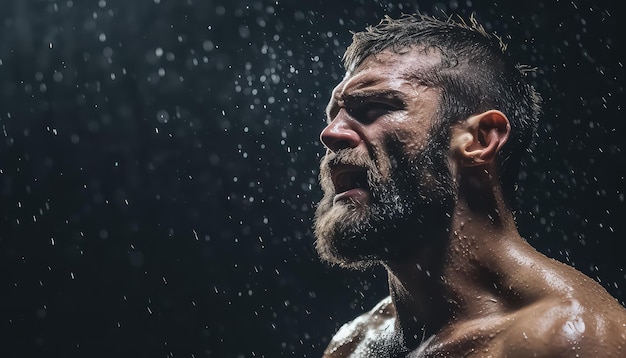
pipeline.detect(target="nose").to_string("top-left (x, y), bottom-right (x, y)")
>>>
top-left (320, 114), bottom-right (361, 152)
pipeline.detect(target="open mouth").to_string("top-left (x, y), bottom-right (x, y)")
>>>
top-left (331, 164), bottom-right (369, 194)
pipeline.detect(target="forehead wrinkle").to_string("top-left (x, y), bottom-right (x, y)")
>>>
top-left (339, 70), bottom-right (384, 96)
top-left (326, 71), bottom-right (386, 119)
top-left (340, 72), bottom-right (416, 101)
top-left (326, 48), bottom-right (441, 119)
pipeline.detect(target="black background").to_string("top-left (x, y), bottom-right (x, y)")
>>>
top-left (0, 0), bottom-right (624, 357)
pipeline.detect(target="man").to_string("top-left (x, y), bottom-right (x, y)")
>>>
top-left (313, 13), bottom-right (626, 357)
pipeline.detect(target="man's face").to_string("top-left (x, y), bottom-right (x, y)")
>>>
top-left (314, 48), bottom-right (456, 268)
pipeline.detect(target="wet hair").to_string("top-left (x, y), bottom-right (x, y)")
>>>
top-left (343, 13), bottom-right (542, 207)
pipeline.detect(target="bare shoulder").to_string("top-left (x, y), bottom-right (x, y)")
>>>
top-left (322, 296), bottom-right (396, 358)
top-left (502, 278), bottom-right (626, 357)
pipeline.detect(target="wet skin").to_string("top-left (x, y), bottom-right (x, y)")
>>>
top-left (318, 48), bottom-right (626, 357)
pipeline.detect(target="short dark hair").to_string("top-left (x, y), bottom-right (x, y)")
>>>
top-left (343, 13), bottom-right (542, 207)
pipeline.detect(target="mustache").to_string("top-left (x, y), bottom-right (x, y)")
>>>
top-left (320, 149), bottom-right (376, 171)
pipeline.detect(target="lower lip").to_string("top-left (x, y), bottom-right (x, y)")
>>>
top-left (333, 188), bottom-right (369, 205)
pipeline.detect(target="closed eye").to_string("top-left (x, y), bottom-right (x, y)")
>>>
top-left (347, 102), bottom-right (398, 123)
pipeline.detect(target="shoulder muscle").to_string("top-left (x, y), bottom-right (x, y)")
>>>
top-left (503, 298), bottom-right (626, 357)
top-left (323, 296), bottom-right (395, 357)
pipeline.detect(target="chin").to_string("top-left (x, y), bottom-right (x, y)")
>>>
top-left (314, 179), bottom-right (456, 270)
top-left (314, 196), bottom-right (379, 269)
top-left (314, 192), bottom-right (425, 270)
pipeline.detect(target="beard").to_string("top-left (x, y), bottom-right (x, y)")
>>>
top-left (313, 135), bottom-right (456, 270)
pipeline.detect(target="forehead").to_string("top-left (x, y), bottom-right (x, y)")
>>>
top-left (332, 47), bottom-right (441, 96)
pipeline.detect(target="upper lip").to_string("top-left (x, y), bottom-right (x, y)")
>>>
top-left (330, 164), bottom-right (368, 193)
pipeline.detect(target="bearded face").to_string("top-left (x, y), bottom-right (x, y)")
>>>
top-left (313, 132), bottom-right (457, 269)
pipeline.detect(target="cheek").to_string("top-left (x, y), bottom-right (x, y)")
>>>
top-left (366, 116), bottom-right (431, 175)
top-left (399, 134), bottom-right (427, 159)
top-left (368, 141), bottom-right (393, 178)
top-left (392, 112), bottom-right (431, 145)
top-left (383, 126), bottom-right (430, 166)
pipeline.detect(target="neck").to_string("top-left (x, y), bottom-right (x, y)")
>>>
top-left (383, 169), bottom-right (521, 346)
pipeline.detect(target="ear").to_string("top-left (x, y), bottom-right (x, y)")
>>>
top-left (451, 110), bottom-right (510, 167)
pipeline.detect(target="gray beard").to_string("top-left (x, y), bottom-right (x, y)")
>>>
top-left (313, 140), bottom-right (456, 269)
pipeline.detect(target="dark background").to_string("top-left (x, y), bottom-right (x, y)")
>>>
top-left (0, 0), bottom-right (624, 357)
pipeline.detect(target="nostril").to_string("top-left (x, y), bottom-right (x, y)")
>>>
top-left (324, 139), bottom-right (351, 152)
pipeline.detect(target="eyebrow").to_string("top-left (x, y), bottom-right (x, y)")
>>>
top-left (326, 89), bottom-right (407, 119)
top-left (344, 89), bottom-right (407, 104)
